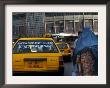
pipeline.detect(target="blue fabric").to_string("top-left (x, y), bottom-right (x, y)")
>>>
top-left (73, 27), bottom-right (98, 75)
top-left (75, 27), bottom-right (98, 55)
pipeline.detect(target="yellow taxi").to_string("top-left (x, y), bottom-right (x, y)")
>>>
top-left (13, 38), bottom-right (64, 75)
top-left (13, 38), bottom-right (18, 46)
top-left (43, 33), bottom-right (52, 38)
top-left (56, 42), bottom-right (72, 62)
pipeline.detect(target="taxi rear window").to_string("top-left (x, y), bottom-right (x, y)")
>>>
top-left (13, 40), bottom-right (59, 53)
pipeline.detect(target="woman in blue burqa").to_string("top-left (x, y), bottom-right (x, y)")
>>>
top-left (72, 27), bottom-right (98, 76)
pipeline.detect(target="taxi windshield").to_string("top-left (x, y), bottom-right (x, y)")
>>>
top-left (13, 40), bottom-right (59, 53)
top-left (57, 43), bottom-right (68, 49)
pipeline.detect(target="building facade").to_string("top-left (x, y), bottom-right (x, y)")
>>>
top-left (13, 12), bottom-right (45, 39)
top-left (13, 12), bottom-right (98, 39)
top-left (26, 13), bottom-right (45, 37)
top-left (13, 13), bottom-right (26, 39)
top-left (45, 12), bottom-right (98, 35)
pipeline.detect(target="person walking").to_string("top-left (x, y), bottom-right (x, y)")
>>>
top-left (72, 27), bottom-right (98, 76)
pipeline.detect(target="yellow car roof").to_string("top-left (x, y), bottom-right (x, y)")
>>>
top-left (18, 38), bottom-right (53, 40)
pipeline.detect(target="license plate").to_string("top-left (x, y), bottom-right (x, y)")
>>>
top-left (25, 61), bottom-right (46, 68)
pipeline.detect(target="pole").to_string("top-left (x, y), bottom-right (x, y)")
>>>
top-left (54, 16), bottom-right (56, 34)
top-left (64, 15), bottom-right (65, 33)
top-left (83, 12), bottom-right (85, 29)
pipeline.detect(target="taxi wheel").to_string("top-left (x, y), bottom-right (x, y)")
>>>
top-left (58, 67), bottom-right (64, 76)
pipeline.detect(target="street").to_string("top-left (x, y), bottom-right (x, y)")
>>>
top-left (64, 61), bottom-right (73, 76)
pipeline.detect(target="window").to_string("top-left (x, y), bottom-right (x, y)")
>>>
top-left (13, 40), bottom-right (59, 53)
top-left (57, 43), bottom-right (68, 49)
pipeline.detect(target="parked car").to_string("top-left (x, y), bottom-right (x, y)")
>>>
top-left (56, 42), bottom-right (72, 62)
top-left (13, 38), bottom-right (64, 75)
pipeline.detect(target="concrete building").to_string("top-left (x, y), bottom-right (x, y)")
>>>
top-left (26, 13), bottom-right (45, 37)
top-left (13, 13), bottom-right (26, 39)
top-left (13, 12), bottom-right (45, 39)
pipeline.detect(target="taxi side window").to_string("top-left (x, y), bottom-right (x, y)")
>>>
top-left (63, 44), bottom-right (68, 49)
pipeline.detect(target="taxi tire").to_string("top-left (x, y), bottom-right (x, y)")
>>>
top-left (58, 67), bottom-right (64, 76)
